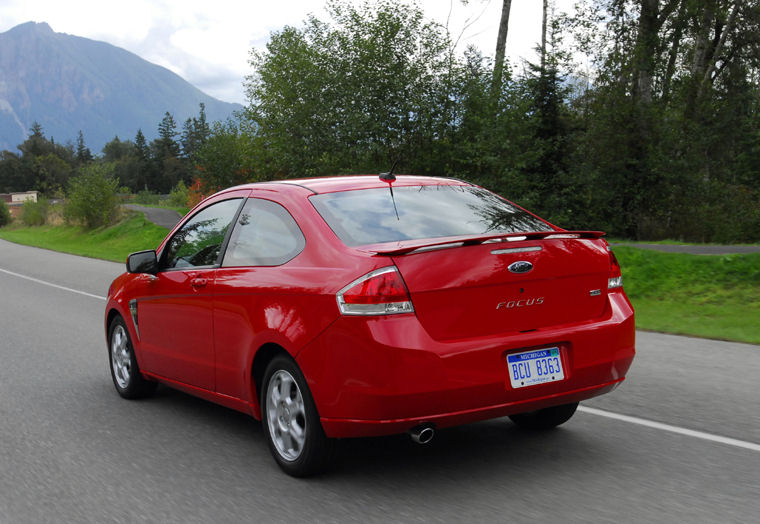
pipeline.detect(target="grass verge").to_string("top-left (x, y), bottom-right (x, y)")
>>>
top-left (614, 246), bottom-right (760, 344)
top-left (1, 221), bottom-right (757, 344)
top-left (0, 212), bottom-right (168, 263)
top-left (129, 202), bottom-right (189, 216)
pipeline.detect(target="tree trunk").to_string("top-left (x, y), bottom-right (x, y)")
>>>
top-left (493, 0), bottom-right (513, 91)
top-left (541, 0), bottom-right (548, 72)
top-left (698, 0), bottom-right (740, 98)
top-left (634, 0), bottom-right (659, 107)
top-left (662, 0), bottom-right (686, 104)
top-left (691, 1), bottom-right (716, 79)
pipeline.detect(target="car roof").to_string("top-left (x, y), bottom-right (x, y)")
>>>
top-left (229, 175), bottom-right (471, 195)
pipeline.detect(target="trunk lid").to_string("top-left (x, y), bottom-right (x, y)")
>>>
top-left (391, 238), bottom-right (610, 341)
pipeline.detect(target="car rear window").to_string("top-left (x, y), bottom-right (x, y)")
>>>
top-left (310, 184), bottom-right (552, 247)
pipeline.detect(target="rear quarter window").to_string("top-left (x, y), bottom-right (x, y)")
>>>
top-left (222, 198), bottom-right (305, 267)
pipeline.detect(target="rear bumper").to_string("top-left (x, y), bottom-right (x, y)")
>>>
top-left (297, 291), bottom-right (635, 438)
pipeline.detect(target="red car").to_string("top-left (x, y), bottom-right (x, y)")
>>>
top-left (105, 175), bottom-right (635, 476)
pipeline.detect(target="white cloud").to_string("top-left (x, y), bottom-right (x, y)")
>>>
top-left (0, 0), bottom-right (574, 105)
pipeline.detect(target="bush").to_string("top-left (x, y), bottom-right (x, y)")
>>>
top-left (64, 164), bottom-right (120, 228)
top-left (0, 200), bottom-right (10, 227)
top-left (134, 189), bottom-right (161, 205)
top-left (21, 198), bottom-right (50, 226)
top-left (167, 181), bottom-right (188, 208)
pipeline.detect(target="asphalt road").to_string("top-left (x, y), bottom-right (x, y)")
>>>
top-left (124, 204), bottom-right (182, 230)
top-left (1, 239), bottom-right (758, 523)
top-left (610, 242), bottom-right (760, 255)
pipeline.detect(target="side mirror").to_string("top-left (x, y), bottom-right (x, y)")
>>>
top-left (127, 250), bottom-right (158, 275)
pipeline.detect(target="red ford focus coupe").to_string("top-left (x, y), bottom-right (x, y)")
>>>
top-left (105, 175), bottom-right (635, 476)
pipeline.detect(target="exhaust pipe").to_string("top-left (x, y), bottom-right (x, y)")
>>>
top-left (409, 424), bottom-right (435, 444)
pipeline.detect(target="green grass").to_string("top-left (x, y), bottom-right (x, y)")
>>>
top-left (610, 238), bottom-right (760, 246)
top-left (1, 219), bottom-right (757, 344)
top-left (0, 213), bottom-right (168, 263)
top-left (130, 202), bottom-right (189, 216)
top-left (614, 246), bottom-right (760, 344)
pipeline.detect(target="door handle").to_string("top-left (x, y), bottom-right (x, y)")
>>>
top-left (191, 277), bottom-right (208, 288)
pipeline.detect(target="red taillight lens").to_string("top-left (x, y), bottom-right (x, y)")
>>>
top-left (608, 251), bottom-right (623, 289)
top-left (337, 267), bottom-right (414, 315)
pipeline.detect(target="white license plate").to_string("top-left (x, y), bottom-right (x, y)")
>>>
top-left (507, 347), bottom-right (565, 389)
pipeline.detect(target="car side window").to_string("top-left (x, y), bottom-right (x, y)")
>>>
top-left (222, 198), bottom-right (305, 267)
top-left (161, 198), bottom-right (242, 270)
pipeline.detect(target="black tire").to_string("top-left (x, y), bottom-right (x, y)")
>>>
top-left (108, 316), bottom-right (157, 399)
top-left (509, 402), bottom-right (579, 430)
top-left (261, 355), bottom-right (334, 477)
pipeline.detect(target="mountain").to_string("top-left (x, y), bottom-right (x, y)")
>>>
top-left (0, 22), bottom-right (243, 153)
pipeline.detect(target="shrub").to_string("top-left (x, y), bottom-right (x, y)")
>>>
top-left (116, 187), bottom-right (132, 202)
top-left (64, 164), bottom-right (120, 229)
top-left (21, 198), bottom-right (50, 226)
top-left (0, 200), bottom-right (10, 227)
top-left (187, 178), bottom-right (208, 209)
top-left (134, 189), bottom-right (161, 205)
top-left (168, 180), bottom-right (188, 208)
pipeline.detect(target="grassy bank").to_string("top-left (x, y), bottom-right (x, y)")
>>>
top-left (0, 213), bottom-right (168, 263)
top-left (1, 219), bottom-right (757, 344)
top-left (614, 247), bottom-right (760, 344)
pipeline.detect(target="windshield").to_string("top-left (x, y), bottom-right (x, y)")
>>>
top-left (310, 184), bottom-right (552, 247)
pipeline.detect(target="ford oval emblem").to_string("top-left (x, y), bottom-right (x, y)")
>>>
top-left (508, 261), bottom-right (533, 274)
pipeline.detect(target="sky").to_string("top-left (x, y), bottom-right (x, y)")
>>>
top-left (0, 0), bottom-right (575, 105)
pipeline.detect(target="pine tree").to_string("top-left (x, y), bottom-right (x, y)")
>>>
top-left (155, 112), bottom-right (180, 159)
top-left (76, 130), bottom-right (93, 164)
top-left (135, 129), bottom-right (148, 162)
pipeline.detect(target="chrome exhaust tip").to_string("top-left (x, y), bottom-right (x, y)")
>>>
top-left (409, 424), bottom-right (435, 444)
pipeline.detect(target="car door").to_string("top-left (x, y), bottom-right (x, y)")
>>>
top-left (137, 195), bottom-right (245, 390)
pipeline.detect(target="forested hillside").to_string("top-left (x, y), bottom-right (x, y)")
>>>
top-left (2, 0), bottom-right (758, 242)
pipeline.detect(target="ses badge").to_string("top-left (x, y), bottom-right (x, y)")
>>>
top-left (507, 347), bottom-right (565, 389)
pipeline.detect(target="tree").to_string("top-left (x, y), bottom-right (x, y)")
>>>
top-left (134, 129), bottom-right (149, 162)
top-left (154, 112), bottom-right (180, 159)
top-left (102, 136), bottom-right (135, 162)
top-left (245, 0), bottom-right (452, 178)
top-left (102, 136), bottom-right (142, 191)
top-left (75, 130), bottom-right (93, 165)
top-left (149, 112), bottom-right (188, 192)
top-left (181, 103), bottom-right (211, 161)
top-left (64, 163), bottom-right (120, 228)
top-left (10, 124), bottom-right (76, 195)
top-left (0, 151), bottom-right (24, 192)
top-left (0, 199), bottom-right (10, 227)
top-left (131, 129), bottom-right (153, 191)
top-left (195, 119), bottom-right (256, 190)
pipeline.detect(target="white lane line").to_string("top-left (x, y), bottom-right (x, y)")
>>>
top-left (0, 267), bottom-right (106, 301)
top-left (579, 406), bottom-right (760, 452)
top-left (3, 264), bottom-right (758, 453)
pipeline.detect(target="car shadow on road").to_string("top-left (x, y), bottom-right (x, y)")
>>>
top-left (145, 385), bottom-right (616, 482)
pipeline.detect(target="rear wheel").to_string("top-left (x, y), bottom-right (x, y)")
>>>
top-left (262, 356), bottom-right (334, 477)
top-left (108, 316), bottom-right (157, 399)
top-left (509, 402), bottom-right (579, 430)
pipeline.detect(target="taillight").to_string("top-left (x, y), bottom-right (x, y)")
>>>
top-left (608, 251), bottom-right (623, 289)
top-left (337, 267), bottom-right (414, 315)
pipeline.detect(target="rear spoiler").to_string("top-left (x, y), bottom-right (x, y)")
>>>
top-left (360, 231), bottom-right (606, 256)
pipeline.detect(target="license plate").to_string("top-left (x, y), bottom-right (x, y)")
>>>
top-left (507, 347), bottom-right (565, 389)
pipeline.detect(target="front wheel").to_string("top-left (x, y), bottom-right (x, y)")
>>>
top-left (262, 356), bottom-right (334, 477)
top-left (509, 402), bottom-right (579, 430)
top-left (108, 316), bottom-right (156, 399)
